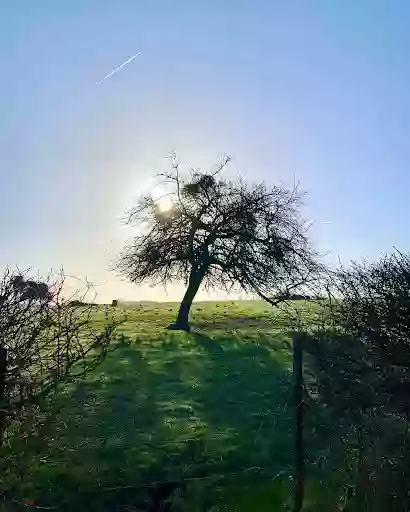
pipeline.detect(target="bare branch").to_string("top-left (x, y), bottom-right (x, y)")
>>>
top-left (0, 268), bottom-right (124, 444)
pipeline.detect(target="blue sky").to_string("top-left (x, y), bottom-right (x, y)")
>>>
top-left (1, 1), bottom-right (410, 302)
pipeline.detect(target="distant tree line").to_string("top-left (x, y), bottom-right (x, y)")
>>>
top-left (9, 274), bottom-right (50, 301)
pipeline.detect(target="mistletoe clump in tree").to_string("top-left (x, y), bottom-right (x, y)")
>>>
top-left (118, 155), bottom-right (317, 331)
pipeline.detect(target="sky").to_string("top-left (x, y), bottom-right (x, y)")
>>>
top-left (1, 1), bottom-right (410, 302)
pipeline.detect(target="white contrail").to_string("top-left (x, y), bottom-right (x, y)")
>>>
top-left (96, 52), bottom-right (140, 85)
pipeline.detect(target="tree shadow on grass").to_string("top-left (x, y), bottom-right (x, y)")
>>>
top-left (188, 332), bottom-right (293, 469)
top-left (191, 315), bottom-right (276, 330)
top-left (2, 331), bottom-right (304, 511)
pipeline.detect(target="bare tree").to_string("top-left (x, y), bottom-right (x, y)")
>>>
top-left (117, 155), bottom-right (318, 330)
top-left (0, 268), bottom-right (123, 445)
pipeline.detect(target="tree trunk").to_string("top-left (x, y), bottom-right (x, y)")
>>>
top-left (169, 269), bottom-right (205, 331)
top-left (292, 332), bottom-right (305, 512)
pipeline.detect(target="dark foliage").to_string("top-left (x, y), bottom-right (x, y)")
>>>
top-left (277, 293), bottom-right (311, 301)
top-left (68, 299), bottom-right (88, 307)
top-left (11, 275), bottom-right (50, 301)
top-left (117, 154), bottom-right (318, 330)
top-left (305, 252), bottom-right (410, 511)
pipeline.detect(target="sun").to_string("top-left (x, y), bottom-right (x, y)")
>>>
top-left (156, 195), bottom-right (174, 213)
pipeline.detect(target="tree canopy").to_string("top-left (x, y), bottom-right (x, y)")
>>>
top-left (118, 155), bottom-right (318, 330)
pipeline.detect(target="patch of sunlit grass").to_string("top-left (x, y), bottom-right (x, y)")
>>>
top-left (1, 300), bottom-right (322, 511)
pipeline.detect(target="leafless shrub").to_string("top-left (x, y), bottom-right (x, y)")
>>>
top-left (0, 267), bottom-right (124, 445)
top-left (304, 252), bottom-right (410, 510)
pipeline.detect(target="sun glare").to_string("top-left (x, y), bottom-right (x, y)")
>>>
top-left (156, 195), bottom-right (174, 213)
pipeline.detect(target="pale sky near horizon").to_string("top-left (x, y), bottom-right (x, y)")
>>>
top-left (1, 1), bottom-right (410, 302)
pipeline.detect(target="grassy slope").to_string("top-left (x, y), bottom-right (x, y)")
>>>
top-left (2, 301), bottom-right (333, 511)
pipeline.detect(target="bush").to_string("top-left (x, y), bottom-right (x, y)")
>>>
top-left (305, 252), bottom-right (410, 511)
top-left (0, 268), bottom-right (123, 446)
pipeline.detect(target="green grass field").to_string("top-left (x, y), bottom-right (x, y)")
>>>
top-left (1, 301), bottom-right (341, 511)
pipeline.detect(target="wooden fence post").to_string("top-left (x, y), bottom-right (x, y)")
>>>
top-left (292, 332), bottom-right (305, 512)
